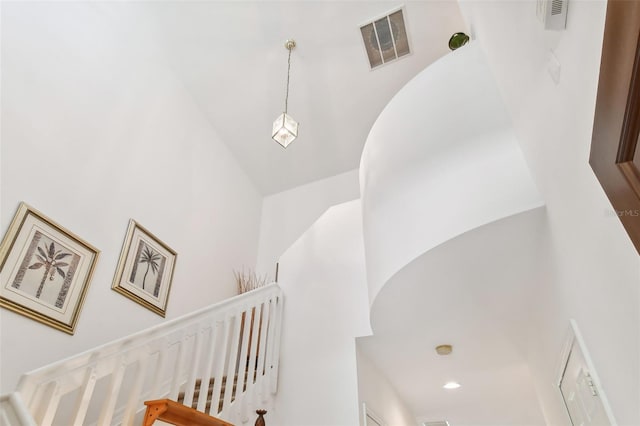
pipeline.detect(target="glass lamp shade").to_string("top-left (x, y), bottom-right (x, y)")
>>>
top-left (272, 112), bottom-right (298, 148)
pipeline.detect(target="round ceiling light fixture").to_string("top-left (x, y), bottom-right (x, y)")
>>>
top-left (435, 344), bottom-right (453, 355)
top-left (443, 381), bottom-right (461, 390)
top-left (448, 32), bottom-right (470, 51)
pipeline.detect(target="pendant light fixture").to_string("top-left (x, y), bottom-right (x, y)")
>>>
top-left (272, 39), bottom-right (298, 148)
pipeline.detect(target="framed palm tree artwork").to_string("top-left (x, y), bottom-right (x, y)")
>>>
top-left (0, 203), bottom-right (100, 334)
top-left (112, 220), bottom-right (176, 317)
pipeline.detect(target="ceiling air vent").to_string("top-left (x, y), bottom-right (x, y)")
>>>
top-left (536, 0), bottom-right (568, 30)
top-left (360, 8), bottom-right (410, 69)
top-left (423, 422), bottom-right (450, 426)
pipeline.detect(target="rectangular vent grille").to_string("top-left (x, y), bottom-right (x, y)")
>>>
top-left (360, 9), bottom-right (410, 69)
top-left (536, 0), bottom-right (568, 30)
top-left (423, 422), bottom-right (450, 426)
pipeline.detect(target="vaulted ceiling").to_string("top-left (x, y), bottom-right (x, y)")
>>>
top-left (134, 1), bottom-right (467, 194)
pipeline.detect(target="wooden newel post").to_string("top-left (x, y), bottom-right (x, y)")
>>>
top-left (255, 409), bottom-right (267, 426)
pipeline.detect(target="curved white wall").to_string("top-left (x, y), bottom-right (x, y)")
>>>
top-left (273, 200), bottom-right (371, 426)
top-left (360, 207), bottom-right (549, 425)
top-left (360, 43), bottom-right (543, 306)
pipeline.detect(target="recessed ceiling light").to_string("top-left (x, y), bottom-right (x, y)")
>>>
top-left (443, 381), bottom-right (461, 390)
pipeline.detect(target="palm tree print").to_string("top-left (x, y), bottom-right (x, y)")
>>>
top-left (28, 242), bottom-right (71, 299)
top-left (139, 244), bottom-right (161, 290)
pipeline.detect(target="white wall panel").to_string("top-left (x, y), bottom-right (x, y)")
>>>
top-left (0, 2), bottom-right (262, 392)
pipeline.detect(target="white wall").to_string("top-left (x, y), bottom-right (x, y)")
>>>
top-left (359, 42), bottom-right (543, 307)
top-left (458, 1), bottom-right (640, 424)
top-left (0, 2), bottom-right (262, 392)
top-left (356, 347), bottom-right (417, 426)
top-left (273, 200), bottom-right (371, 426)
top-left (255, 169), bottom-right (360, 279)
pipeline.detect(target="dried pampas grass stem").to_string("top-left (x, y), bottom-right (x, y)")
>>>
top-left (234, 268), bottom-right (269, 294)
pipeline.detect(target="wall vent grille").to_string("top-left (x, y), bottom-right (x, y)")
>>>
top-left (360, 8), bottom-right (410, 69)
top-left (537, 0), bottom-right (568, 30)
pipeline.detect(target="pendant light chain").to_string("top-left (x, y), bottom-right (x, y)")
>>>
top-left (284, 45), bottom-right (292, 114)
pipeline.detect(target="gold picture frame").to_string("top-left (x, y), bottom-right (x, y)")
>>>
top-left (0, 203), bottom-right (100, 334)
top-left (112, 220), bottom-right (176, 317)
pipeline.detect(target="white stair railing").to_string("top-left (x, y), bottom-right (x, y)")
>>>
top-left (11, 283), bottom-right (283, 426)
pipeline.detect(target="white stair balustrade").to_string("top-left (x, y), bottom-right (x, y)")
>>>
top-left (0, 393), bottom-right (37, 426)
top-left (4, 284), bottom-right (283, 426)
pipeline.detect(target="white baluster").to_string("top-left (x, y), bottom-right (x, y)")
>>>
top-left (262, 296), bottom-right (278, 400)
top-left (17, 377), bottom-right (39, 415)
top-left (270, 294), bottom-right (283, 395)
top-left (197, 315), bottom-right (219, 413)
top-left (222, 308), bottom-right (243, 412)
top-left (256, 299), bottom-right (271, 403)
top-left (97, 359), bottom-right (127, 425)
top-left (209, 316), bottom-right (230, 416)
top-left (121, 358), bottom-right (149, 426)
top-left (24, 381), bottom-right (47, 423)
top-left (150, 338), bottom-right (169, 399)
top-left (236, 304), bottom-right (253, 423)
top-left (71, 367), bottom-right (97, 426)
top-left (183, 325), bottom-right (205, 408)
top-left (38, 381), bottom-right (61, 426)
top-left (245, 303), bottom-right (263, 392)
top-left (169, 335), bottom-right (188, 400)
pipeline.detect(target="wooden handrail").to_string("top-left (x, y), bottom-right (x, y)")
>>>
top-left (142, 399), bottom-right (234, 426)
